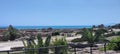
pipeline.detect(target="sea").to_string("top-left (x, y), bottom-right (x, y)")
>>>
top-left (0, 26), bottom-right (92, 29)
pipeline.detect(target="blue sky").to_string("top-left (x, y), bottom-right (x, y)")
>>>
top-left (0, 0), bottom-right (120, 26)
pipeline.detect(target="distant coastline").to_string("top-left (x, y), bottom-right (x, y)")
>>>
top-left (0, 26), bottom-right (92, 29)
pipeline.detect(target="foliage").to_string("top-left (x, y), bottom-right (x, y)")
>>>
top-left (116, 31), bottom-right (120, 35)
top-left (52, 37), bottom-right (68, 54)
top-left (22, 34), bottom-right (51, 54)
top-left (81, 28), bottom-right (106, 43)
top-left (71, 28), bottom-right (106, 43)
top-left (47, 27), bottom-right (53, 31)
top-left (52, 31), bottom-right (60, 36)
top-left (107, 37), bottom-right (120, 50)
top-left (3, 25), bottom-right (20, 41)
top-left (99, 36), bottom-right (120, 51)
top-left (99, 47), bottom-right (110, 51)
top-left (111, 23), bottom-right (120, 29)
top-left (81, 28), bottom-right (106, 54)
top-left (2, 32), bottom-right (10, 41)
top-left (95, 29), bottom-right (107, 35)
top-left (94, 29), bottom-right (107, 42)
top-left (82, 28), bottom-right (96, 43)
top-left (105, 32), bottom-right (116, 37)
top-left (53, 37), bottom-right (67, 46)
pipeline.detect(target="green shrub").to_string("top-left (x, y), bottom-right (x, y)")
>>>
top-left (100, 36), bottom-right (120, 51)
top-left (107, 37), bottom-right (120, 50)
top-left (116, 31), bottom-right (120, 35)
top-left (99, 47), bottom-right (109, 51)
top-left (52, 32), bottom-right (60, 36)
top-left (1, 35), bottom-right (9, 41)
top-left (52, 37), bottom-right (68, 54)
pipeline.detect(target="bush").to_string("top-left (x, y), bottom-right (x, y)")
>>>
top-left (52, 37), bottom-right (68, 54)
top-left (107, 37), bottom-right (120, 50)
top-left (52, 32), bottom-right (60, 36)
top-left (99, 47), bottom-right (110, 51)
top-left (100, 36), bottom-right (120, 51)
top-left (116, 31), bottom-right (120, 35)
top-left (1, 36), bottom-right (9, 41)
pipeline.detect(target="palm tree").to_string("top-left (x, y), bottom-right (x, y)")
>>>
top-left (82, 28), bottom-right (106, 54)
top-left (22, 34), bottom-right (51, 54)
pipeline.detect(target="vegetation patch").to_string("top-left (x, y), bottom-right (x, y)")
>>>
top-left (99, 36), bottom-right (120, 51)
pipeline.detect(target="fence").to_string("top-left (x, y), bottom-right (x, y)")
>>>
top-left (0, 42), bottom-right (120, 54)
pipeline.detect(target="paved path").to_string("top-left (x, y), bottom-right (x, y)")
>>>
top-left (0, 41), bottom-right (24, 51)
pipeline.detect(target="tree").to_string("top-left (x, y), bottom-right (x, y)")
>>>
top-left (98, 24), bottom-right (105, 28)
top-left (82, 28), bottom-right (105, 54)
top-left (94, 28), bottom-right (107, 42)
top-left (92, 25), bottom-right (96, 28)
top-left (3, 25), bottom-right (20, 41)
top-left (22, 34), bottom-right (51, 54)
top-left (47, 27), bottom-right (53, 31)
